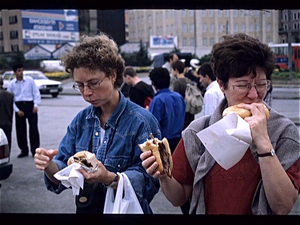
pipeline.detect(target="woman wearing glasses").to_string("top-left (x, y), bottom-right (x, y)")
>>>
top-left (141, 33), bottom-right (300, 215)
top-left (34, 33), bottom-right (161, 214)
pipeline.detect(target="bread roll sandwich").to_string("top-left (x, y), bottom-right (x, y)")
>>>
top-left (222, 103), bottom-right (270, 120)
top-left (139, 134), bottom-right (173, 178)
top-left (67, 151), bottom-right (99, 170)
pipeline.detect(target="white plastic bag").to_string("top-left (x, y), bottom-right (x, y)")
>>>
top-left (103, 172), bottom-right (144, 214)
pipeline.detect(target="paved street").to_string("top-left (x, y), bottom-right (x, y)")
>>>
top-left (0, 76), bottom-right (299, 215)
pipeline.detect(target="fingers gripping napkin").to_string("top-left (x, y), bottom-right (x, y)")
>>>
top-left (54, 151), bottom-right (99, 195)
top-left (139, 134), bottom-right (173, 178)
top-left (222, 103), bottom-right (270, 120)
top-left (196, 103), bottom-right (269, 170)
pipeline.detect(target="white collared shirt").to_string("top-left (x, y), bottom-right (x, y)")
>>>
top-left (7, 76), bottom-right (41, 112)
top-left (202, 81), bottom-right (224, 116)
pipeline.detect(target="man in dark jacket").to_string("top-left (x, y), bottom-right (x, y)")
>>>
top-left (123, 66), bottom-right (155, 108)
top-left (0, 76), bottom-right (14, 151)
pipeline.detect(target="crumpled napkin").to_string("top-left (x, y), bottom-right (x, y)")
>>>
top-left (54, 163), bottom-right (96, 195)
top-left (197, 113), bottom-right (252, 170)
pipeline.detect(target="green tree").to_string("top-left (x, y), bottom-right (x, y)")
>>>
top-left (135, 40), bottom-right (153, 66)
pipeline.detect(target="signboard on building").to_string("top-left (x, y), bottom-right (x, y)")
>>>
top-left (22, 10), bottom-right (79, 45)
top-left (150, 36), bottom-right (177, 48)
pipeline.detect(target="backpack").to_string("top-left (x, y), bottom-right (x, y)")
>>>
top-left (185, 81), bottom-right (203, 114)
top-left (144, 96), bottom-right (152, 109)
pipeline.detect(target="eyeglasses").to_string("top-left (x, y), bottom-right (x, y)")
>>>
top-left (72, 77), bottom-right (106, 92)
top-left (232, 79), bottom-right (271, 94)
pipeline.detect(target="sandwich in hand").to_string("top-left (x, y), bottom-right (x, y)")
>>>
top-left (67, 151), bottom-right (99, 170)
top-left (222, 103), bottom-right (270, 120)
top-left (139, 134), bottom-right (173, 178)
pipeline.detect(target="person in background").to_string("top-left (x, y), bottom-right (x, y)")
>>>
top-left (34, 33), bottom-right (161, 214)
top-left (0, 76), bottom-right (14, 151)
top-left (163, 53), bottom-right (179, 90)
top-left (263, 82), bottom-right (273, 107)
top-left (171, 60), bottom-right (194, 129)
top-left (148, 67), bottom-right (186, 153)
top-left (141, 33), bottom-right (300, 215)
top-left (198, 62), bottom-right (224, 116)
top-left (123, 66), bottom-right (155, 108)
top-left (7, 63), bottom-right (41, 158)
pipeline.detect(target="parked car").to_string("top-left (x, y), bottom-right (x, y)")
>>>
top-left (2, 70), bottom-right (63, 98)
top-left (0, 129), bottom-right (12, 184)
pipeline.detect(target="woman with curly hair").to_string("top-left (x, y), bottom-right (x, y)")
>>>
top-left (34, 33), bottom-right (161, 214)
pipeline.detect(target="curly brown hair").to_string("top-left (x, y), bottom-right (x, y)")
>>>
top-left (61, 33), bottom-right (125, 88)
top-left (210, 33), bottom-right (276, 88)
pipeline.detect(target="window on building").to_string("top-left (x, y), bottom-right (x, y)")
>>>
top-left (190, 38), bottom-right (195, 46)
top-left (218, 10), bottom-right (222, 17)
top-left (148, 14), bottom-right (152, 23)
top-left (256, 23), bottom-right (260, 32)
top-left (234, 23), bottom-right (238, 32)
top-left (189, 23), bottom-right (194, 33)
top-left (182, 37), bottom-right (187, 46)
top-left (240, 10), bottom-right (245, 17)
top-left (267, 23), bottom-right (271, 31)
top-left (0, 46), bottom-right (4, 53)
top-left (202, 38), bottom-right (207, 47)
top-left (294, 23), bottom-right (297, 29)
top-left (240, 23), bottom-right (245, 32)
top-left (209, 23), bottom-right (214, 33)
top-left (181, 10), bottom-right (187, 17)
top-left (171, 24), bottom-right (174, 34)
top-left (189, 10), bottom-right (194, 17)
top-left (218, 23), bottom-right (223, 32)
top-left (224, 10), bottom-right (229, 17)
top-left (255, 10), bottom-right (259, 18)
top-left (10, 30), bottom-right (18, 39)
top-left (267, 36), bottom-right (271, 43)
top-left (284, 24), bottom-right (288, 30)
top-left (9, 15), bottom-right (18, 24)
top-left (202, 23), bottom-right (207, 32)
top-left (209, 10), bottom-right (213, 17)
top-left (233, 10), bottom-right (238, 17)
top-left (249, 23), bottom-right (253, 32)
top-left (149, 27), bottom-right (152, 36)
top-left (11, 44), bottom-right (19, 52)
top-left (182, 23), bottom-right (187, 33)
top-left (209, 38), bottom-right (214, 46)
top-left (0, 32), bottom-right (3, 40)
top-left (0, 18), bottom-right (2, 26)
top-left (249, 10), bottom-right (253, 17)
top-left (202, 10), bottom-right (207, 17)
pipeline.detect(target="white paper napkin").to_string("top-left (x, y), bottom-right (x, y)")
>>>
top-left (54, 163), bottom-right (88, 195)
top-left (197, 113), bottom-right (252, 170)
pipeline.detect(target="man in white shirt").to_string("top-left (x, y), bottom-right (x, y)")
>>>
top-left (198, 62), bottom-right (224, 116)
top-left (7, 64), bottom-right (41, 158)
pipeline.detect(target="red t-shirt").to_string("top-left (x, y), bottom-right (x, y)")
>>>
top-left (172, 138), bottom-right (300, 214)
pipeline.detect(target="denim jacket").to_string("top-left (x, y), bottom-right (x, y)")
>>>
top-left (44, 92), bottom-right (161, 213)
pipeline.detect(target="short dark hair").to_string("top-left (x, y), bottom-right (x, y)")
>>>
top-left (197, 62), bottom-right (216, 81)
top-left (210, 33), bottom-right (275, 88)
top-left (168, 53), bottom-right (177, 62)
top-left (171, 60), bottom-right (185, 74)
top-left (124, 66), bottom-right (137, 77)
top-left (12, 63), bottom-right (23, 72)
top-left (149, 67), bottom-right (170, 89)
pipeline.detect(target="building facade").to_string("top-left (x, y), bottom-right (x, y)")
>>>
top-left (127, 9), bottom-right (279, 58)
top-left (278, 9), bottom-right (300, 43)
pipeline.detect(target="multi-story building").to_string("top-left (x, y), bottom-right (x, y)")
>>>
top-left (278, 9), bottom-right (300, 43)
top-left (0, 9), bottom-right (125, 59)
top-left (127, 9), bottom-right (279, 58)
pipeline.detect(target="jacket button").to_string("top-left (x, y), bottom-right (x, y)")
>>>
top-left (95, 132), bottom-right (98, 136)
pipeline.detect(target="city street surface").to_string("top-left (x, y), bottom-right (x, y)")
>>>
top-left (0, 75), bottom-right (299, 215)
